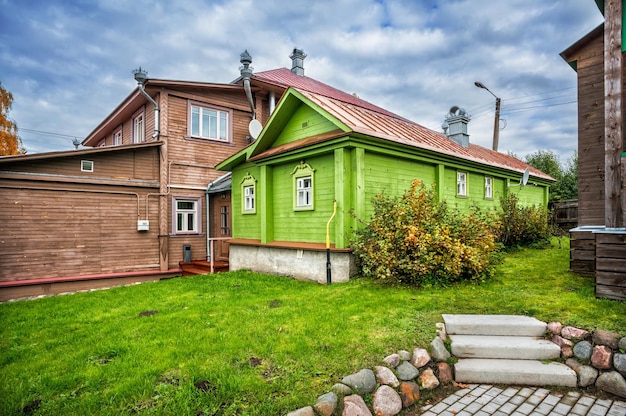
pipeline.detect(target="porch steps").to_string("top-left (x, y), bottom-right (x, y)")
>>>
top-left (443, 314), bottom-right (577, 387)
top-left (179, 260), bottom-right (229, 276)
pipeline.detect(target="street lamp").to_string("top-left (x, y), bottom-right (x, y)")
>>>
top-left (474, 81), bottom-right (501, 152)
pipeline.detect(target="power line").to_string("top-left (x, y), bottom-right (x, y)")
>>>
top-left (18, 127), bottom-right (83, 140)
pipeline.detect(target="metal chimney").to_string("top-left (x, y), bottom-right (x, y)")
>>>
top-left (290, 48), bottom-right (306, 76)
top-left (444, 106), bottom-right (470, 148)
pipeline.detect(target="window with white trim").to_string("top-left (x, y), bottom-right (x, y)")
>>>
top-left (291, 161), bottom-right (315, 211)
top-left (485, 176), bottom-right (493, 199)
top-left (113, 128), bottom-right (122, 145)
top-left (296, 176), bottom-right (312, 208)
top-left (174, 198), bottom-right (200, 234)
top-left (81, 160), bottom-right (94, 172)
top-left (190, 102), bottom-right (230, 142)
top-left (241, 173), bottom-right (256, 214)
top-left (244, 186), bottom-right (255, 211)
top-left (457, 171), bottom-right (467, 196)
top-left (132, 110), bottom-right (145, 143)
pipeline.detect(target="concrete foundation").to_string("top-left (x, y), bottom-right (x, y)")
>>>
top-left (229, 243), bottom-right (357, 284)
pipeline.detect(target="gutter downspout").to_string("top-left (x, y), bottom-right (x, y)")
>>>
top-left (133, 67), bottom-right (160, 139)
top-left (269, 91), bottom-right (276, 114)
top-left (206, 172), bottom-right (232, 261)
top-left (326, 200), bottom-right (337, 284)
top-left (240, 50), bottom-right (256, 120)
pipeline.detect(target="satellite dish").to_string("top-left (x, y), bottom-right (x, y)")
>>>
top-left (521, 168), bottom-right (530, 186)
top-left (248, 119), bottom-right (262, 140)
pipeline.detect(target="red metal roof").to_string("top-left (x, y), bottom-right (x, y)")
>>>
top-left (253, 69), bottom-right (554, 182)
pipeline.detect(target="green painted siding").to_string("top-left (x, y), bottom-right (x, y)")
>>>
top-left (273, 104), bottom-right (338, 147)
top-left (231, 167), bottom-right (262, 240)
top-left (512, 183), bottom-right (547, 206)
top-left (270, 156), bottom-right (336, 243)
top-left (362, 151), bottom-right (436, 218)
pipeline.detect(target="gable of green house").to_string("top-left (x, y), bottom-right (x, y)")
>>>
top-left (272, 103), bottom-right (339, 147)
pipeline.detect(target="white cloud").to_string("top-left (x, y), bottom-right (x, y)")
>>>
top-left (0, 0), bottom-right (604, 162)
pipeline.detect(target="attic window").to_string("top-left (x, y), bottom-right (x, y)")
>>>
top-left (81, 160), bottom-right (94, 172)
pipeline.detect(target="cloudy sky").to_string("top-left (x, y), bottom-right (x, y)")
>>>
top-left (1, 0), bottom-right (603, 164)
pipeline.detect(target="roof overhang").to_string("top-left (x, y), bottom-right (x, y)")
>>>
top-left (0, 141), bottom-right (162, 164)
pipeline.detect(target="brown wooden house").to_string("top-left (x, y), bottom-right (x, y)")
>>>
top-left (0, 50), bottom-right (299, 301)
top-left (560, 0), bottom-right (626, 300)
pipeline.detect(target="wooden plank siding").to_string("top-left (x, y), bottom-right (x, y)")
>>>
top-left (270, 156), bottom-right (336, 243)
top-left (595, 232), bottom-right (626, 300)
top-left (0, 184), bottom-right (160, 281)
top-left (155, 89), bottom-right (267, 267)
top-left (569, 230), bottom-right (596, 276)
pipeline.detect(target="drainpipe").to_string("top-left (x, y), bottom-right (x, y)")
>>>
top-left (133, 67), bottom-right (160, 139)
top-left (326, 200), bottom-right (337, 284)
top-left (269, 91), bottom-right (276, 114)
top-left (205, 172), bottom-right (232, 261)
top-left (239, 50), bottom-right (256, 120)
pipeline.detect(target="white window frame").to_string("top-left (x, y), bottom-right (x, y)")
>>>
top-left (189, 101), bottom-right (231, 142)
top-left (241, 173), bottom-right (256, 214)
top-left (244, 185), bottom-right (255, 212)
top-left (81, 160), bottom-right (94, 172)
top-left (173, 197), bottom-right (201, 234)
top-left (457, 171), bottom-right (467, 197)
top-left (296, 176), bottom-right (313, 208)
top-left (485, 176), bottom-right (493, 199)
top-left (291, 161), bottom-right (315, 211)
top-left (132, 109), bottom-right (145, 143)
top-left (113, 127), bottom-right (123, 145)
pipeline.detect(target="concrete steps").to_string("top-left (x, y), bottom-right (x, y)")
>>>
top-left (443, 314), bottom-right (577, 387)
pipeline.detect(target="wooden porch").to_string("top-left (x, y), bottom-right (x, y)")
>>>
top-left (178, 260), bottom-right (229, 276)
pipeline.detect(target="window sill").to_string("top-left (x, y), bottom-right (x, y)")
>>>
top-left (184, 136), bottom-right (231, 145)
top-left (170, 233), bottom-right (206, 238)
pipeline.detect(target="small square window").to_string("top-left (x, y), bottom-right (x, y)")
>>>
top-left (81, 160), bottom-right (94, 172)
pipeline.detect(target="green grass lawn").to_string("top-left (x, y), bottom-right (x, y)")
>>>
top-left (1, 238), bottom-right (624, 415)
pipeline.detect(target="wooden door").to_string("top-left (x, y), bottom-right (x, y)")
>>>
top-left (210, 191), bottom-right (231, 261)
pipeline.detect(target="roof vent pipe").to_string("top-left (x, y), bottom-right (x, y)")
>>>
top-left (239, 50), bottom-right (256, 120)
top-left (132, 67), bottom-right (160, 139)
top-left (290, 48), bottom-right (306, 76)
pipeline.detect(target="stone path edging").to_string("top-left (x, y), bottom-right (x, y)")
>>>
top-left (286, 319), bottom-right (626, 416)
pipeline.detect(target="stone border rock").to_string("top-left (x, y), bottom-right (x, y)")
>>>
top-left (547, 322), bottom-right (626, 399)
top-left (287, 322), bottom-right (626, 416)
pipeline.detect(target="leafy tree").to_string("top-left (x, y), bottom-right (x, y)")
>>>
top-left (0, 82), bottom-right (26, 156)
top-left (524, 150), bottom-right (577, 201)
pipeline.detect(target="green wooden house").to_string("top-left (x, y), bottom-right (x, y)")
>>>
top-left (217, 68), bottom-right (554, 283)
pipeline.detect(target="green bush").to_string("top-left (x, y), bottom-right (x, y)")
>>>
top-left (496, 193), bottom-right (552, 248)
top-left (351, 180), bottom-right (498, 286)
